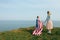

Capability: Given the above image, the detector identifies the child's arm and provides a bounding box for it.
[43,16,48,26]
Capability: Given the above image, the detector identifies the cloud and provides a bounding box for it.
[0,0,60,9]
[0,0,60,20]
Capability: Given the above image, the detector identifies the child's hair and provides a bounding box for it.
[37,16,39,18]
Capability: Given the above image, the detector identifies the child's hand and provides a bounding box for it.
[42,21,45,25]
[42,23,45,26]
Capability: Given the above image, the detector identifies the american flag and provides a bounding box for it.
[33,21,43,36]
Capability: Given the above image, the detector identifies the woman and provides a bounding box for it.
[44,11,53,34]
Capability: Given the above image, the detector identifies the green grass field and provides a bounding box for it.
[0,26,60,40]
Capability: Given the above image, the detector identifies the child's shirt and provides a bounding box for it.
[45,15,50,22]
[36,18,40,28]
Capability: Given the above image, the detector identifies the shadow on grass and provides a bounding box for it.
[25,29,34,35]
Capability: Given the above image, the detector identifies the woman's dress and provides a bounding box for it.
[45,15,53,30]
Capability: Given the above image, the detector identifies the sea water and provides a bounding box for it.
[0,20,60,32]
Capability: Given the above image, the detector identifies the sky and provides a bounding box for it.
[0,0,60,21]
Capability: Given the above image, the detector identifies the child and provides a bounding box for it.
[44,11,53,34]
[33,16,43,35]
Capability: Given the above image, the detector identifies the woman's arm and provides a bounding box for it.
[44,16,48,23]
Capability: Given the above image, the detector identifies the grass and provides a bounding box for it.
[0,26,60,40]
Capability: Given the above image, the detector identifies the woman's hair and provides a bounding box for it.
[47,11,50,14]
[37,16,39,18]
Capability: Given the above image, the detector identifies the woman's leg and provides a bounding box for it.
[48,29,51,34]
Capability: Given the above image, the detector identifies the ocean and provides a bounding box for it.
[0,20,60,32]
